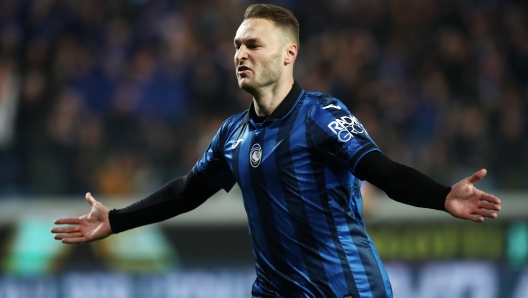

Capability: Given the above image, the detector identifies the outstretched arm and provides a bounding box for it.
[51,172,221,243]
[355,151,500,222]
[52,192,112,244]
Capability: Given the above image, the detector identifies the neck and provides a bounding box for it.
[251,77,295,117]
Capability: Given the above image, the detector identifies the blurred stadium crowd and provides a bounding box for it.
[0,0,526,196]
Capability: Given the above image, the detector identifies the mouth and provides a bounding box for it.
[237,65,251,75]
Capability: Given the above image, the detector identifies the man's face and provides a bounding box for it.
[234,18,287,93]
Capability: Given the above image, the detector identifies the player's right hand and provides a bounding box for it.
[51,192,113,244]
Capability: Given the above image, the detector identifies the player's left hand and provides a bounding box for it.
[445,169,501,222]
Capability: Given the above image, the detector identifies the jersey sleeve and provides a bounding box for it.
[191,118,237,192]
[306,95,381,175]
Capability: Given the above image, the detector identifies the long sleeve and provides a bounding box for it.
[108,172,221,233]
[355,151,450,211]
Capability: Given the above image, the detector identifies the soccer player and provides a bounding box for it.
[51,4,501,298]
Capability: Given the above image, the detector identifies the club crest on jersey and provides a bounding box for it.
[327,115,366,142]
[250,143,262,168]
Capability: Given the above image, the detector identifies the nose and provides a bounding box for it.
[235,46,248,63]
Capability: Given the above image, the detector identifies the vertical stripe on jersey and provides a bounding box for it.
[246,128,299,295]
[344,216,387,297]
[276,101,334,297]
[260,127,315,294]
[308,120,388,297]
[230,124,276,293]
[366,234,394,297]
[305,144,361,297]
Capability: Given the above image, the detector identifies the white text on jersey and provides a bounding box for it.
[327,116,366,142]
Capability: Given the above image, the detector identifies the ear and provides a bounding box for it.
[284,43,298,65]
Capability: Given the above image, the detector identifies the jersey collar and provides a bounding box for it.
[245,81,304,124]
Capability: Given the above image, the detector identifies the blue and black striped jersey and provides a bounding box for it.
[193,82,393,298]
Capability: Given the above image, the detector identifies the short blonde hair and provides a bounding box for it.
[243,4,300,46]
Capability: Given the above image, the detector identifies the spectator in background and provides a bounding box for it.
[0,59,21,194]
[0,0,527,196]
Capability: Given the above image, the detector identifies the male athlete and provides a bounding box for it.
[52,4,501,298]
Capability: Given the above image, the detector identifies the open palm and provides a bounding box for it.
[445,169,501,222]
[51,192,113,244]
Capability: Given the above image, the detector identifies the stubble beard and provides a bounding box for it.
[238,51,283,96]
